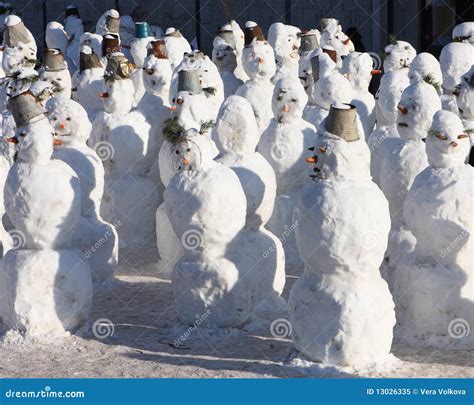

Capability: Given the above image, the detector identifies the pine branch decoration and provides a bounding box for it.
[199,120,215,135]
[202,87,217,96]
[423,73,441,94]
[163,117,186,144]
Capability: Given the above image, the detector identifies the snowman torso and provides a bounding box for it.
[40,69,72,99]
[72,68,104,120]
[236,79,274,133]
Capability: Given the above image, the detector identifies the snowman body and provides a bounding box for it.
[0,116,92,337]
[47,97,118,282]
[258,78,315,266]
[72,64,104,119]
[236,40,276,134]
[288,128,394,367]
[267,22,300,82]
[379,81,441,289]
[164,30,191,71]
[215,96,285,305]
[212,37,243,98]
[396,111,473,339]
[164,133,254,326]
[130,36,155,106]
[89,79,158,248]
[40,67,72,100]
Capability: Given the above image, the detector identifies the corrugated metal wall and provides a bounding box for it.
[11,0,395,56]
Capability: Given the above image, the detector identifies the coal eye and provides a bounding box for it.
[291,98,297,102]
[435,133,448,140]
[175,150,180,154]
[56,78,62,81]
[187,148,191,152]
[19,132,26,137]
[52,117,57,121]
[458,134,469,139]
[66,117,71,121]
[277,95,283,101]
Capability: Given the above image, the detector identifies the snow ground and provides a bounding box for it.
[0,247,472,378]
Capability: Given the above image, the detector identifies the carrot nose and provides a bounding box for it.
[6,137,18,144]
[59,123,65,129]
[342,38,351,45]
[371,69,382,75]
[99,92,109,98]
[145,68,153,75]
[53,138,63,146]
[305,156,318,164]
[168,106,177,111]
[181,157,189,165]
[258,57,264,64]
[398,105,408,114]
[450,141,458,147]
[283,105,290,112]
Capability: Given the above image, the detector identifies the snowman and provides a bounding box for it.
[96,9,120,38]
[215,95,285,306]
[46,97,118,282]
[408,52,442,92]
[267,22,301,82]
[64,4,84,48]
[71,45,104,121]
[288,103,394,367]
[396,110,473,340]
[40,48,72,99]
[257,77,316,266]
[130,22,155,107]
[0,90,92,337]
[163,28,191,70]
[156,68,218,276]
[382,39,416,73]
[45,21,76,74]
[457,66,474,165]
[236,22,276,135]
[368,70,409,185]
[89,53,158,249]
[138,39,173,187]
[319,18,353,67]
[341,52,378,140]
[212,27,243,98]
[304,52,353,129]
[379,81,441,289]
[164,127,255,327]
[227,20,249,82]
[453,22,474,46]
[2,15,37,75]
[298,31,320,99]
[78,32,103,66]
[439,42,474,114]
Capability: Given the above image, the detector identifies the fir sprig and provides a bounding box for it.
[423,73,441,94]
[163,117,186,144]
[199,120,215,135]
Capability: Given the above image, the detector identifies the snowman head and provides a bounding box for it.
[452,22,474,46]
[313,70,353,110]
[212,37,237,73]
[130,38,151,69]
[439,42,474,93]
[457,65,474,120]
[308,104,370,181]
[45,97,91,147]
[272,77,308,123]
[408,52,442,92]
[383,40,416,72]
[375,70,410,125]
[229,20,245,53]
[267,22,301,63]
[172,136,202,172]
[242,40,276,80]
[426,110,470,168]
[397,81,441,141]
[341,52,374,91]
[214,95,259,154]
[142,54,172,96]
[197,55,223,92]
[2,42,37,74]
